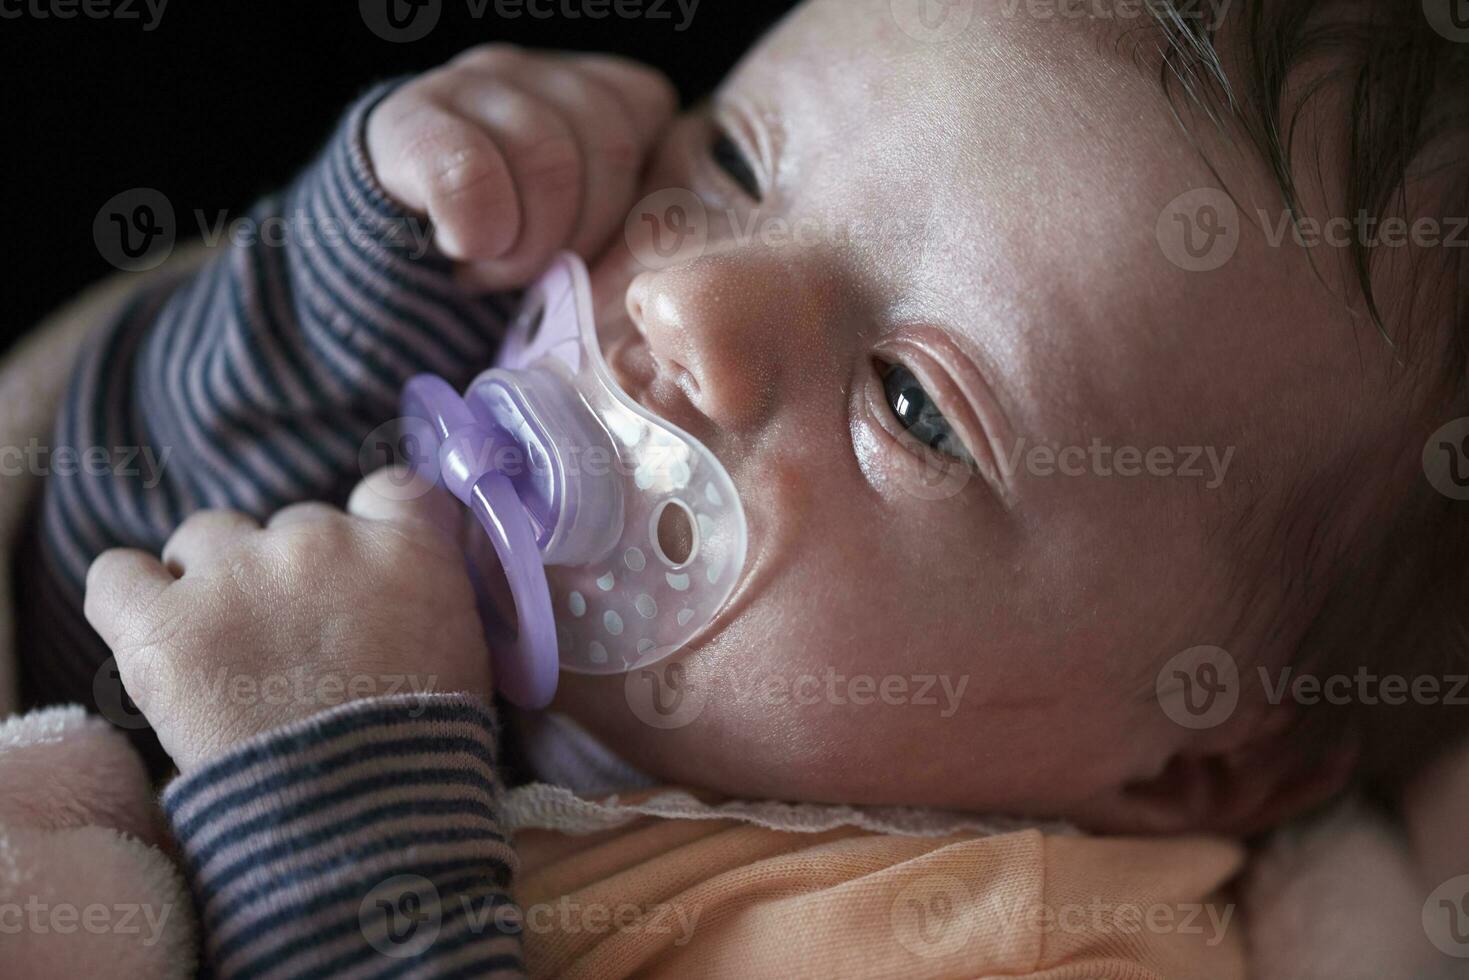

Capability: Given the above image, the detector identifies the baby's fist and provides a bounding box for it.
[367,44,677,289]
[84,471,492,772]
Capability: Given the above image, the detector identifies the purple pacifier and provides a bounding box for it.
[400,253,749,710]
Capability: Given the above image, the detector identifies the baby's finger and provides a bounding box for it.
[348,466,464,544]
[508,61,656,259]
[560,53,679,148]
[372,95,521,262]
[447,83,584,290]
[84,548,173,650]
[163,510,260,576]
[266,502,344,530]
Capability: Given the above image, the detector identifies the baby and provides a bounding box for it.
[20,0,1469,975]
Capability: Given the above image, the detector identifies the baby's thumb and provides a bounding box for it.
[348,466,464,543]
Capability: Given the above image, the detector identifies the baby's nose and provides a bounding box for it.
[625,255,844,435]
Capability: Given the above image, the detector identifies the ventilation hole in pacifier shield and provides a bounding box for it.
[652,499,698,568]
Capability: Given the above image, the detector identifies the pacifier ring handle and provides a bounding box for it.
[469,472,559,709]
[401,374,559,709]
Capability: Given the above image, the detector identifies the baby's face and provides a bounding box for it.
[550,0,1404,828]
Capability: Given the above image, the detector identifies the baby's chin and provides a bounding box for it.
[540,667,745,793]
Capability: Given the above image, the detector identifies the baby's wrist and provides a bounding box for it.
[169,691,496,777]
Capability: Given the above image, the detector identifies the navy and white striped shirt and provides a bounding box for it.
[20,86,527,979]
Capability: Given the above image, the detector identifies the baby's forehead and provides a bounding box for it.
[729,4,1224,302]
[731,0,1207,208]
[746,0,1163,113]
[724,0,1372,454]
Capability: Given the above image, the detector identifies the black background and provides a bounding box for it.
[2,0,798,348]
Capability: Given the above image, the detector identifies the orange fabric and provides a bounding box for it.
[514,795,1246,979]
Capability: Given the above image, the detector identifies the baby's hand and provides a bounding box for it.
[83,472,493,772]
[367,45,677,290]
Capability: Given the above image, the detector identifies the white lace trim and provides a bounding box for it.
[502,782,1075,839]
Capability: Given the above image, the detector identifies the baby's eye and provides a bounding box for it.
[880,362,975,465]
[710,129,762,201]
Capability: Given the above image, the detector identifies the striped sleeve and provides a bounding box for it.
[162,695,525,980]
[20,82,510,714]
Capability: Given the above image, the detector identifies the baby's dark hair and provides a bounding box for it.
[1139,1,1469,794]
